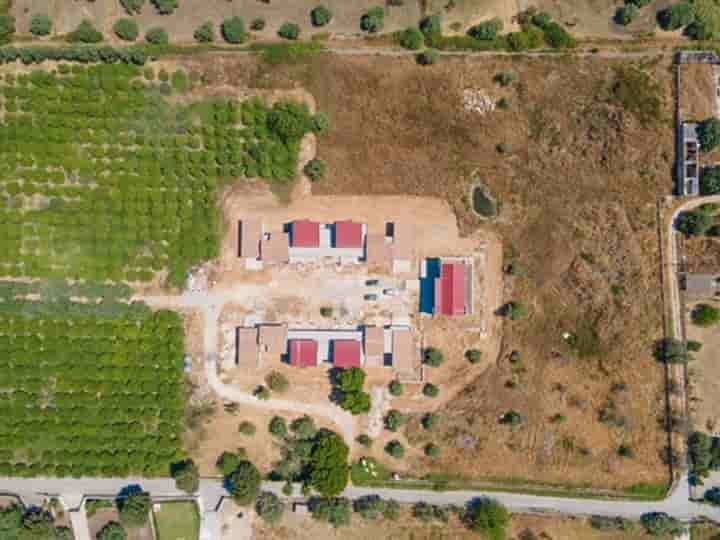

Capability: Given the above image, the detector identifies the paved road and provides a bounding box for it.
[142,292,356,444]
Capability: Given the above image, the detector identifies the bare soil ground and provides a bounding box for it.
[679,63,716,123]
[685,300,720,435]
[254,511,652,539]
[87,508,153,540]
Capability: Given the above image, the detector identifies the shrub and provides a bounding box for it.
[97,522,126,540]
[469,498,509,539]
[310,497,352,528]
[692,304,720,327]
[361,7,385,33]
[320,305,333,317]
[356,434,373,447]
[385,409,406,431]
[388,380,403,396]
[68,20,103,43]
[497,97,509,110]
[239,421,257,436]
[278,22,300,40]
[269,416,288,438]
[589,515,636,531]
[172,459,199,493]
[145,27,168,45]
[222,17,248,44]
[423,347,444,367]
[0,15,14,45]
[266,371,289,393]
[422,412,438,430]
[385,440,405,459]
[227,460,262,505]
[251,18,266,31]
[531,11,553,27]
[290,415,317,439]
[425,443,440,457]
[311,112,329,134]
[354,495,390,520]
[152,0,178,15]
[687,340,703,352]
[30,14,52,37]
[121,0,145,14]
[500,410,524,426]
[657,2,694,30]
[618,443,635,458]
[468,18,503,40]
[505,301,528,320]
[282,482,293,496]
[114,19,139,41]
[466,349,482,364]
[254,385,270,400]
[702,166,720,195]
[311,5,333,26]
[268,101,313,141]
[550,413,566,424]
[676,210,713,236]
[194,21,214,43]
[256,492,285,525]
[640,512,685,536]
[304,159,326,181]
[119,492,151,527]
[398,27,424,50]
[494,71,517,86]
[699,118,720,151]
[423,383,439,398]
[413,502,448,523]
[416,50,439,65]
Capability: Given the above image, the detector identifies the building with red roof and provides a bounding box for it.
[289,340,318,368]
[334,221,364,249]
[291,220,321,248]
[332,340,362,368]
[434,262,467,316]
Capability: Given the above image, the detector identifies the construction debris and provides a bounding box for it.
[463,89,495,115]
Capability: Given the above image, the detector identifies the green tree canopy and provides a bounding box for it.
[361,7,385,33]
[615,4,640,25]
[172,459,199,494]
[227,460,262,506]
[119,492,151,527]
[113,19,139,41]
[217,451,243,476]
[398,27,424,50]
[310,497,352,528]
[29,14,52,37]
[152,0,178,15]
[468,18,503,40]
[692,303,720,327]
[268,101,312,142]
[310,430,349,497]
[657,2,694,30]
[702,166,720,195]
[0,15,16,45]
[194,21,214,43]
[255,492,285,525]
[120,0,145,15]
[676,210,713,236]
[221,17,248,44]
[96,522,126,540]
[699,118,720,151]
[640,512,685,537]
[145,27,168,45]
[311,6,333,26]
[469,499,510,540]
[278,22,300,40]
[67,19,102,43]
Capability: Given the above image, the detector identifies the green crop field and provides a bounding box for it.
[0,296,186,477]
[0,63,318,286]
[154,501,200,540]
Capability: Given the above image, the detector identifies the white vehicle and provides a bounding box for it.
[383,288,400,296]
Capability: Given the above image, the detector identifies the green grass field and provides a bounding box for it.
[154,502,200,540]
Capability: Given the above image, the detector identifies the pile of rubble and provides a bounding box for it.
[463,89,495,114]
[186,267,208,292]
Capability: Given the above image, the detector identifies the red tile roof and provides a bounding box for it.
[289,340,318,368]
[292,220,320,247]
[333,340,361,369]
[435,262,466,316]
[334,221,363,248]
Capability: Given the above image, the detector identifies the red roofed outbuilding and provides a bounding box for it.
[333,340,362,369]
[289,340,318,368]
[334,221,363,249]
[291,220,321,248]
[434,262,467,316]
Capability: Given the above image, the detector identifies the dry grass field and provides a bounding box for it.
[12,0,677,42]
[685,300,720,435]
[167,51,674,491]
[253,512,654,540]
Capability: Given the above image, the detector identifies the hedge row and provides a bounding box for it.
[0,45,148,65]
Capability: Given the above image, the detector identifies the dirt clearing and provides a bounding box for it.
[685,300,720,435]
[679,63,716,122]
